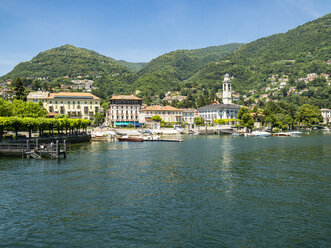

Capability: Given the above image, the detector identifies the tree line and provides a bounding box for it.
[0,117,91,140]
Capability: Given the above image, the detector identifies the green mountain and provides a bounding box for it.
[189,13,331,92]
[1,44,134,80]
[117,60,147,72]
[133,43,244,96]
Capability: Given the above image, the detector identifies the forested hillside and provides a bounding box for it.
[116,60,146,72]
[0,44,134,80]
[133,43,243,97]
[189,13,331,92]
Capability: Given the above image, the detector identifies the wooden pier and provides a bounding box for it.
[0,139,66,159]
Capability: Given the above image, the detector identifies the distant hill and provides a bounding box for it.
[133,43,244,95]
[188,13,331,92]
[117,60,147,72]
[0,44,134,80]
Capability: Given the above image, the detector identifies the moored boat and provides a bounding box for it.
[273,132,291,136]
[117,136,143,142]
[289,131,302,136]
[250,131,271,137]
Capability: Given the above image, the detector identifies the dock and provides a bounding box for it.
[0,139,66,159]
[144,138,183,142]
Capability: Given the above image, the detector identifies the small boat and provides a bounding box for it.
[117,136,143,142]
[273,132,291,136]
[289,131,302,136]
[175,127,183,134]
[115,131,126,136]
[188,130,195,135]
[251,131,271,137]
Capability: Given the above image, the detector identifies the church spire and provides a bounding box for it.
[222,73,232,104]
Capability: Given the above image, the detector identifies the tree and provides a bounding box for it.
[151,115,162,122]
[237,107,254,129]
[295,104,323,126]
[0,98,13,116]
[13,77,27,101]
[94,113,105,126]
[194,117,204,126]
[237,107,249,120]
[101,101,109,112]
[12,100,47,118]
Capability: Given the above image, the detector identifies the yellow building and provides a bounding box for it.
[27,91,101,120]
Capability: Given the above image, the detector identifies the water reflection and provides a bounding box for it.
[219,136,234,196]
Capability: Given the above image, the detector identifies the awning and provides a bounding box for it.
[115,121,142,126]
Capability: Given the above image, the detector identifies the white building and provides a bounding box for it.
[106,95,143,127]
[27,91,101,120]
[320,109,331,124]
[182,109,197,128]
[198,73,241,122]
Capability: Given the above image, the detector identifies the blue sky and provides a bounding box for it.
[0,0,330,76]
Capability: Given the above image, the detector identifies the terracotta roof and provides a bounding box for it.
[27,91,49,99]
[47,92,100,100]
[182,108,197,113]
[110,95,142,100]
[250,112,265,117]
[140,105,183,111]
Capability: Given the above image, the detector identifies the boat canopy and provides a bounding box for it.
[115,122,142,127]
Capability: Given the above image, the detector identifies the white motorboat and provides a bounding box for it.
[250,131,271,137]
[289,131,302,136]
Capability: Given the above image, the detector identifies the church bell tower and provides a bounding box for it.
[222,73,232,104]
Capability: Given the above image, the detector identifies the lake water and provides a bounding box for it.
[0,132,330,247]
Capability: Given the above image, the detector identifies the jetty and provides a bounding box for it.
[0,139,66,159]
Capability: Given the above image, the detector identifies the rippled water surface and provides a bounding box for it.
[1,132,330,247]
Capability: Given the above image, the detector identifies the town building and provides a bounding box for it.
[27,91,101,120]
[106,95,143,127]
[139,105,183,124]
[182,108,198,128]
[163,95,187,102]
[198,74,241,122]
[320,108,331,124]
